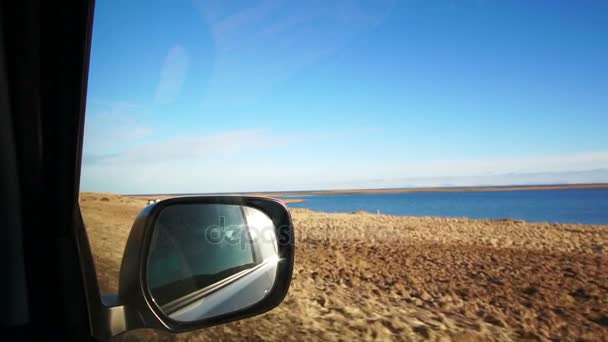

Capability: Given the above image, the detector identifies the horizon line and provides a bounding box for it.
[120,182,608,197]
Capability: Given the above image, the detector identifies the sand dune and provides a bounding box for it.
[79,192,608,341]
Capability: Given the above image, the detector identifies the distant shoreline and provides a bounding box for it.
[125,183,608,199]
[82,191,608,224]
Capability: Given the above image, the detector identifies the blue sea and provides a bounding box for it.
[287,189,608,224]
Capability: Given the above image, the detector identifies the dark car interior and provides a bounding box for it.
[1,0,102,339]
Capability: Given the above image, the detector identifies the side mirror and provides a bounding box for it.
[91,196,294,338]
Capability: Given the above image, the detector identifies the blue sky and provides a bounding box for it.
[82,0,608,194]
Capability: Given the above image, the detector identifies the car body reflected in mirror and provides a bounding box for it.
[146,203,280,322]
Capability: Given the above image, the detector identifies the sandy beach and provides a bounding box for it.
[80,192,608,341]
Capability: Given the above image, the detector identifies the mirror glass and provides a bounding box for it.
[146,203,279,322]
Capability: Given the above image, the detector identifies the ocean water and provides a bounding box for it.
[287,188,608,224]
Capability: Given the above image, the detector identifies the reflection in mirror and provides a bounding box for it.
[146,203,279,322]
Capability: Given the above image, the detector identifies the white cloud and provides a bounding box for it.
[297,152,608,190]
[154,45,189,104]
[81,100,608,193]
[394,152,608,177]
[85,129,279,166]
[81,145,608,193]
[82,101,152,156]
[80,128,294,193]
[320,169,608,190]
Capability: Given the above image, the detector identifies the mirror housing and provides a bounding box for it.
[92,196,294,339]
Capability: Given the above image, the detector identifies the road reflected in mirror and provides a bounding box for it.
[146,203,279,322]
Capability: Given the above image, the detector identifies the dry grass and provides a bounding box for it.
[80,192,608,341]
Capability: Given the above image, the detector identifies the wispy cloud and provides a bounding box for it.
[154,45,189,104]
[393,152,608,177]
[81,144,608,193]
[320,169,608,190]
[204,0,395,46]
[80,127,300,193]
[194,0,396,104]
[303,152,608,190]
[83,101,153,156]
[82,153,120,165]
[84,129,281,166]
[82,101,608,193]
